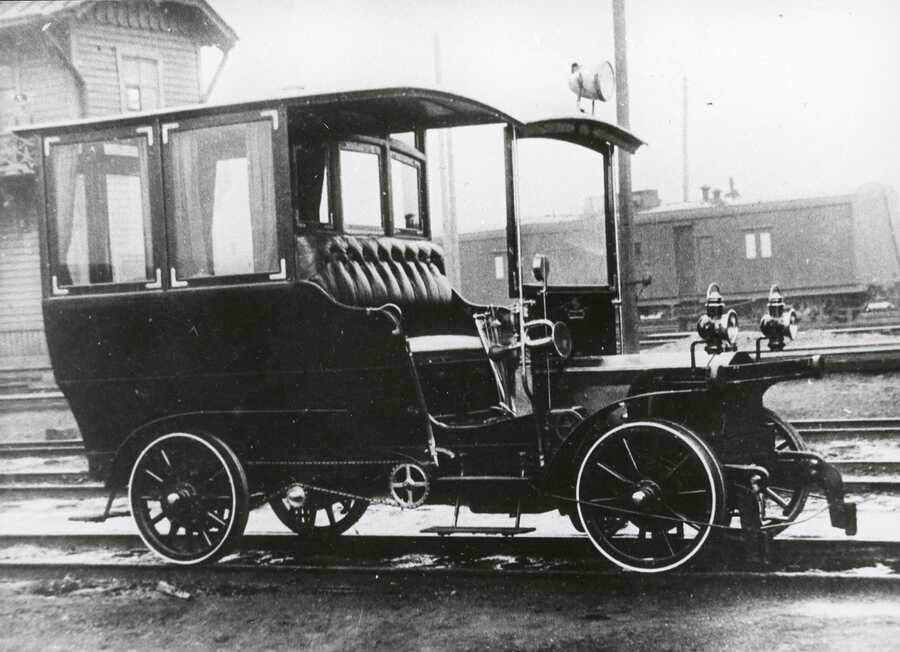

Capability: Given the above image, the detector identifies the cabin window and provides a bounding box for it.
[391,153,422,232]
[47,138,153,287]
[120,55,160,112]
[294,143,331,226]
[166,120,278,280]
[339,142,384,233]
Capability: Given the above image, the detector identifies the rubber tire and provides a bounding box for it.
[129,432,249,565]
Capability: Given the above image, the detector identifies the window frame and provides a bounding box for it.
[332,137,390,235]
[292,142,334,230]
[388,142,426,238]
[744,228,773,261]
[160,107,292,289]
[299,133,429,238]
[758,230,772,258]
[43,123,165,297]
[116,49,164,114]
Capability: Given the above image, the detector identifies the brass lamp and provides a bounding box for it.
[759,285,797,351]
[696,283,739,354]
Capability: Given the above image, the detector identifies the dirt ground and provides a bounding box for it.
[1,570,899,652]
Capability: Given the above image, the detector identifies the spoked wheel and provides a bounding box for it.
[762,408,809,536]
[575,420,726,573]
[269,493,368,538]
[129,432,249,565]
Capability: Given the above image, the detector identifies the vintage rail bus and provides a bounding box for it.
[18,87,856,572]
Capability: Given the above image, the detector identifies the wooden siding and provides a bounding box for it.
[0,208,45,353]
[71,22,200,117]
[0,41,81,129]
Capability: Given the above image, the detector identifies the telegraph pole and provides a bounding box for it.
[682,75,689,203]
[613,0,640,352]
[433,34,462,289]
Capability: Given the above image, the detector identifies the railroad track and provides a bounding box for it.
[0,533,898,576]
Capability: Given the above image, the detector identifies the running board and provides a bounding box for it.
[421,526,536,537]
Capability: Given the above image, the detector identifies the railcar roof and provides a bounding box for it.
[13,87,525,137]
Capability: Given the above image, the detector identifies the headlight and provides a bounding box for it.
[696,283,739,354]
[759,285,797,351]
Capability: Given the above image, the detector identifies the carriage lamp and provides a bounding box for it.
[523,319,574,359]
[696,283,739,355]
[759,285,798,352]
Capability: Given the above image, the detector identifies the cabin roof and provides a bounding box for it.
[14,86,646,152]
[0,0,237,49]
[14,86,527,136]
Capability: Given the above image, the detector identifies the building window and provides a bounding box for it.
[633,241,642,260]
[48,137,154,287]
[166,120,278,279]
[744,230,772,259]
[120,55,160,112]
[494,254,505,280]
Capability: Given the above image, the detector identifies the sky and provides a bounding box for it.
[203,0,900,220]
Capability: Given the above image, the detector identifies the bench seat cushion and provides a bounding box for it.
[296,233,453,310]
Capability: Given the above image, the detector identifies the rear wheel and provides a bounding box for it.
[575,420,726,573]
[129,432,249,565]
[269,494,368,538]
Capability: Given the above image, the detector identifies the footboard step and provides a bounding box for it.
[68,509,130,522]
[421,526,536,537]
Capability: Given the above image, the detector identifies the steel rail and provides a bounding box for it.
[0,534,897,577]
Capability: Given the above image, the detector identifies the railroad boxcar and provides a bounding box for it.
[17,87,856,572]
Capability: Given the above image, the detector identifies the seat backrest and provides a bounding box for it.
[295,233,454,318]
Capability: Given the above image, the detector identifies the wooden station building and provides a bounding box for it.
[0,0,236,368]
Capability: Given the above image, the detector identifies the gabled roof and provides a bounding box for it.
[0,0,237,49]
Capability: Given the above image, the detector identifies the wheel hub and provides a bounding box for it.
[161,482,201,523]
[630,480,661,509]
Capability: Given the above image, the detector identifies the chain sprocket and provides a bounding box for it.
[388,463,430,508]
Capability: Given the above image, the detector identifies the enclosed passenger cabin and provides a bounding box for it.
[17,88,641,482]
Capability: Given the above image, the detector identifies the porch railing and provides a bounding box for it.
[0,132,35,177]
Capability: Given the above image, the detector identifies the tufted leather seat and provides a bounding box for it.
[295,233,461,334]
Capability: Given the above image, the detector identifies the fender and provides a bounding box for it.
[541,387,709,495]
[103,408,351,490]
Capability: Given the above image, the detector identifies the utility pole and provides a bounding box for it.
[682,75,689,203]
[433,34,462,289]
[613,0,640,352]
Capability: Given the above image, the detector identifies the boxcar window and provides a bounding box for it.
[339,143,383,233]
[391,153,422,232]
[48,138,153,287]
[745,232,757,259]
[167,120,278,279]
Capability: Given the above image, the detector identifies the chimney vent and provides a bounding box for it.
[700,185,710,202]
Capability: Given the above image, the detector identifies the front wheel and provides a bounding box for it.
[575,419,726,573]
[129,432,249,565]
[761,408,809,536]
